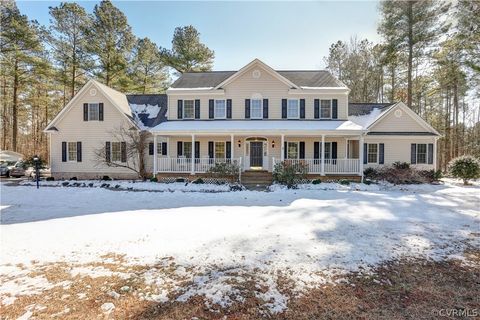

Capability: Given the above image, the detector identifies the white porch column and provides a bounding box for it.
[153,134,158,175]
[230,134,234,160]
[359,134,365,179]
[280,134,285,161]
[191,134,195,175]
[433,137,438,171]
[321,134,325,176]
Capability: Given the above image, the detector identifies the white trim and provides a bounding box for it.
[214,99,227,119]
[320,99,332,119]
[250,98,263,119]
[287,99,300,119]
[87,102,100,121]
[67,142,77,162]
[182,99,195,120]
[366,143,379,164]
[153,135,158,174]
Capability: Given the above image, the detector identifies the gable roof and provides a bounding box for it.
[277,70,346,88]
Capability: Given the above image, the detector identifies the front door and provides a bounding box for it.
[250,142,263,167]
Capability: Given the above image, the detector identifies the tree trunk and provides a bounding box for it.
[12,58,19,152]
[407,1,414,109]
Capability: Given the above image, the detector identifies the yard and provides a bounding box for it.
[0,180,479,319]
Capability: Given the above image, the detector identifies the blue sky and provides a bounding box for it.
[17,1,381,70]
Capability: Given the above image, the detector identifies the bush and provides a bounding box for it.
[102,175,111,181]
[393,161,410,170]
[363,179,372,185]
[150,177,158,182]
[312,179,322,185]
[419,169,442,182]
[46,177,54,181]
[365,165,439,184]
[192,178,204,184]
[207,162,240,180]
[339,179,350,185]
[272,161,308,189]
[175,177,187,183]
[69,177,77,181]
[364,167,378,180]
[448,155,480,185]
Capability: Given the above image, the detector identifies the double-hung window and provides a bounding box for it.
[320,100,331,119]
[183,100,194,119]
[183,142,192,158]
[111,142,122,162]
[251,99,262,119]
[215,142,226,159]
[367,144,378,164]
[214,100,226,119]
[287,142,299,159]
[416,144,427,164]
[157,142,163,155]
[88,103,99,121]
[287,99,299,119]
[323,142,332,159]
[67,142,77,161]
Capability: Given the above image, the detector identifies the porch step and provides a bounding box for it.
[241,170,273,190]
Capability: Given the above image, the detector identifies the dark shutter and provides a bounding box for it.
[99,103,104,121]
[209,99,214,119]
[263,99,269,119]
[299,142,305,159]
[379,143,384,164]
[314,99,320,119]
[226,99,232,119]
[161,142,167,156]
[245,99,250,119]
[76,142,82,162]
[314,142,320,159]
[226,141,231,159]
[83,103,88,121]
[363,143,368,164]
[105,142,111,162]
[194,99,200,119]
[428,143,434,164]
[284,141,287,159]
[411,144,417,164]
[149,142,154,155]
[177,100,183,119]
[332,99,338,119]
[121,142,127,162]
[300,99,305,119]
[332,142,337,159]
[177,141,183,157]
[281,99,287,119]
[195,141,200,159]
[62,142,67,162]
[208,141,214,158]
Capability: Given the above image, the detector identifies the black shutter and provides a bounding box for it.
[149,142,154,155]
[195,141,200,159]
[379,143,384,164]
[226,141,231,159]
[263,99,269,119]
[284,141,287,159]
[177,141,183,156]
[76,141,82,162]
[314,142,320,159]
[411,144,417,164]
[332,142,337,159]
[208,141,214,158]
[121,142,127,162]
[83,103,88,121]
[208,99,214,119]
[99,103,104,121]
[194,99,200,119]
[300,99,305,119]
[226,99,232,119]
[281,99,287,119]
[245,99,250,119]
[177,100,183,119]
[105,142,111,162]
[299,141,305,159]
[62,142,67,162]
[332,99,338,119]
[428,143,434,164]
[314,99,320,119]
[161,142,167,156]
[363,143,368,164]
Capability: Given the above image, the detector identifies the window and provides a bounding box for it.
[183,142,192,158]
[287,99,299,119]
[323,142,332,159]
[368,144,378,163]
[347,140,359,159]
[157,142,163,155]
[214,100,226,119]
[88,103,99,121]
[183,100,194,119]
[320,100,331,119]
[67,142,77,161]
[111,142,122,162]
[287,142,299,159]
[417,144,427,164]
[215,142,225,159]
[251,99,262,119]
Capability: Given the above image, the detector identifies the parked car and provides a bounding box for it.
[0,163,11,177]
[26,166,51,179]
[9,161,26,178]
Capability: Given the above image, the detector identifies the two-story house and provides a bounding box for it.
[45,59,439,181]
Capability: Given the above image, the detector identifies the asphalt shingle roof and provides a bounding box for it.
[126,94,168,128]
[348,103,395,116]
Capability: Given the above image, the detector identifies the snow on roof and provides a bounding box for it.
[130,104,161,120]
[348,107,384,129]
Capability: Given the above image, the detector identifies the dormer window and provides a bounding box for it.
[320,100,332,119]
[183,100,194,119]
[287,99,299,119]
[251,99,263,119]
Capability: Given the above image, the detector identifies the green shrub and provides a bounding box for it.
[207,162,240,180]
[339,179,350,185]
[175,177,187,183]
[363,179,372,185]
[312,179,322,185]
[393,161,410,170]
[192,178,204,184]
[364,167,378,179]
[150,177,158,182]
[272,161,308,189]
[46,177,54,181]
[448,155,480,185]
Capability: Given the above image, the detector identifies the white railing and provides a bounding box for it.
[271,158,360,174]
[157,157,241,173]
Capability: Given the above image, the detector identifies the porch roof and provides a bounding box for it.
[150,120,364,135]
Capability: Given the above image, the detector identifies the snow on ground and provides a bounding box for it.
[1,179,479,312]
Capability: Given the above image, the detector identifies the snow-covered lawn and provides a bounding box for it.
[0,179,479,315]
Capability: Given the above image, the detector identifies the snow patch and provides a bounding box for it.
[348,107,383,129]
[129,103,160,119]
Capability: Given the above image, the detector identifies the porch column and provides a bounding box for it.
[359,135,364,179]
[153,134,158,174]
[433,137,438,171]
[191,134,195,175]
[280,134,285,161]
[230,134,234,160]
[321,134,325,176]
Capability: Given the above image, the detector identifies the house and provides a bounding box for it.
[45,59,439,181]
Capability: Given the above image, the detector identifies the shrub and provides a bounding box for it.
[312,179,322,185]
[339,179,350,185]
[175,177,187,183]
[363,179,372,185]
[150,177,158,182]
[272,161,308,189]
[393,161,410,170]
[448,155,480,185]
[46,177,54,181]
[229,184,244,191]
[418,169,442,182]
[69,177,77,181]
[364,167,378,179]
[207,162,240,180]
[192,178,204,184]
[102,175,111,181]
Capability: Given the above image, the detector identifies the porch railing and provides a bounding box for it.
[272,158,360,174]
[157,157,242,173]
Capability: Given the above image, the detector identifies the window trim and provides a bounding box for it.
[214,141,226,159]
[250,99,263,119]
[182,141,192,158]
[214,99,227,119]
[416,143,427,164]
[67,142,77,162]
[367,143,379,164]
[287,99,300,119]
[286,141,299,159]
[88,103,100,121]
[320,99,332,119]
[111,142,122,162]
[183,99,195,120]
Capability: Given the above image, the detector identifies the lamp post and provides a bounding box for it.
[33,155,40,189]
